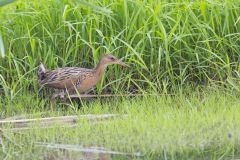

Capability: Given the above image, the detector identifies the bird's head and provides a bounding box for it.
[100,54,129,67]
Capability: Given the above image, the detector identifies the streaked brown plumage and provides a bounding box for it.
[38,54,129,98]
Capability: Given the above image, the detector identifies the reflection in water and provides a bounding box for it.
[39,143,141,160]
[82,151,112,160]
[44,149,112,160]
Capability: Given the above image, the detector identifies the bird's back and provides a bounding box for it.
[38,65,94,90]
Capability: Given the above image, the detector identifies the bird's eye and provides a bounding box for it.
[109,57,115,61]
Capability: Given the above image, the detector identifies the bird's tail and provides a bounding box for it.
[38,60,48,82]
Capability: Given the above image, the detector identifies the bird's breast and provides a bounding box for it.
[77,76,100,92]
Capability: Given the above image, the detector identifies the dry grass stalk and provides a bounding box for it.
[0,114,125,130]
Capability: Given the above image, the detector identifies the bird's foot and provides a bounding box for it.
[51,91,65,100]
[51,93,59,101]
[59,93,65,99]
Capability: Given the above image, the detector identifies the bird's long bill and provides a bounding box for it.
[116,60,130,67]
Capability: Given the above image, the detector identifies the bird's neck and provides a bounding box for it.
[94,62,107,79]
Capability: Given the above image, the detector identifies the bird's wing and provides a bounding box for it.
[39,67,91,89]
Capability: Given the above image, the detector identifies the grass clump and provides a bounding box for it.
[1,90,240,159]
[0,0,240,97]
[0,0,240,159]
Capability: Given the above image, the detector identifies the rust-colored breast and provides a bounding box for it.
[77,76,100,92]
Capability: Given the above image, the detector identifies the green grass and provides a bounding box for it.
[0,0,240,97]
[1,89,240,159]
[1,0,240,159]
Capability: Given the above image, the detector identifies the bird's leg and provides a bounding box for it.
[51,89,65,100]
[59,89,65,99]
[83,88,94,95]
[50,92,59,111]
[51,92,59,101]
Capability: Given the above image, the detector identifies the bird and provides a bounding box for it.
[38,54,129,99]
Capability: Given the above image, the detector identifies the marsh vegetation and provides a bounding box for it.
[0,0,240,159]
